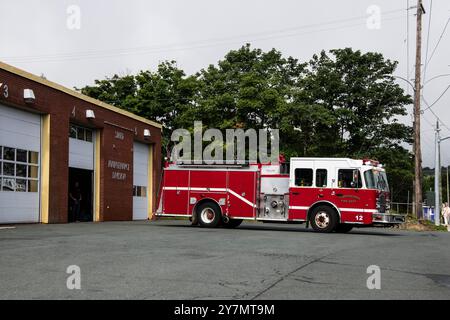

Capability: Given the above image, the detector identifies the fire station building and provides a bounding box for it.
[0,62,162,224]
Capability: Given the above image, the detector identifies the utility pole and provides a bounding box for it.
[413,0,425,219]
[435,120,441,226]
[447,166,449,204]
[407,190,410,215]
[436,129,450,225]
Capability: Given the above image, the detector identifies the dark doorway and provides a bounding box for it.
[68,168,93,222]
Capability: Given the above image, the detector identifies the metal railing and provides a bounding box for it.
[390,202,413,215]
[390,202,441,222]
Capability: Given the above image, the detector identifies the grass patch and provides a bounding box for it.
[399,215,448,232]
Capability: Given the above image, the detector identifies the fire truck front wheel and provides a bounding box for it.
[196,202,222,228]
[310,206,338,233]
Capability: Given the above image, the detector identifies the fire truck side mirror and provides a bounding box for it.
[352,169,360,189]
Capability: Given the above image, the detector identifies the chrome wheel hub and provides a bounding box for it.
[315,211,330,229]
[200,208,215,223]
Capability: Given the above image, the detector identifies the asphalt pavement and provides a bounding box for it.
[0,220,449,299]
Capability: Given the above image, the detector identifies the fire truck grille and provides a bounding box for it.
[378,193,387,213]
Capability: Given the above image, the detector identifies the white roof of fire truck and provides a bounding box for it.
[168,157,384,170]
[290,157,384,169]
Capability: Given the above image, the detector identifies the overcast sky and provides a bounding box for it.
[1,0,449,167]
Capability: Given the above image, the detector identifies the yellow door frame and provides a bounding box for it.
[40,114,50,223]
[94,130,101,222]
[147,144,154,219]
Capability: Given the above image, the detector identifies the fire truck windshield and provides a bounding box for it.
[364,169,389,191]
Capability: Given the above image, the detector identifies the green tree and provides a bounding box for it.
[79,61,200,150]
[299,48,413,155]
[78,45,414,202]
[194,44,308,158]
[196,44,305,126]
[297,48,413,201]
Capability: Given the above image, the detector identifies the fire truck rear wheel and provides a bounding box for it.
[310,206,338,233]
[197,202,222,228]
[334,224,353,233]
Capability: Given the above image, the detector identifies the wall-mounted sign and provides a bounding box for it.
[115,130,124,140]
[107,159,130,181]
[112,172,127,180]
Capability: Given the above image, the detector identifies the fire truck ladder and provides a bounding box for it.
[174,160,250,169]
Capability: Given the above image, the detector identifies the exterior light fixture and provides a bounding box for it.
[86,109,95,119]
[144,129,151,138]
[23,89,35,103]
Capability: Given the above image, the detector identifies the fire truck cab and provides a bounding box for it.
[156,157,405,233]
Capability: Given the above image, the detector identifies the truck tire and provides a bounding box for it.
[222,219,243,229]
[197,202,222,228]
[334,224,353,233]
[309,205,338,233]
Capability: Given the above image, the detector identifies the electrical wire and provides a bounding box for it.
[425,16,450,68]
[422,0,433,85]
[1,9,411,64]
[422,84,450,112]
[421,95,450,133]
[406,0,411,95]
[423,112,437,128]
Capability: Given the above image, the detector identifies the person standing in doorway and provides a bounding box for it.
[69,181,82,222]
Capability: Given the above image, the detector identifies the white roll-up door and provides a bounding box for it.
[133,142,149,220]
[0,104,41,223]
[69,125,94,170]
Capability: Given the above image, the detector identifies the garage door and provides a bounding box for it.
[0,104,41,223]
[69,124,94,170]
[133,142,149,220]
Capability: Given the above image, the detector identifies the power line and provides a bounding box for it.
[406,0,412,95]
[406,2,423,82]
[429,110,449,132]
[423,112,437,128]
[425,16,450,67]
[422,95,450,133]
[419,4,450,120]
[4,13,410,64]
[422,0,433,84]
[422,84,450,111]
[1,9,411,64]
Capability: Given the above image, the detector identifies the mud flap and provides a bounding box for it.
[191,213,199,226]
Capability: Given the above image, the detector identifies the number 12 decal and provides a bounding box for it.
[356,215,363,221]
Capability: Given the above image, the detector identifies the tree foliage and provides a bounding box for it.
[79,44,414,202]
[79,61,199,150]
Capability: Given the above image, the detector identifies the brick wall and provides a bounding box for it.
[0,67,162,223]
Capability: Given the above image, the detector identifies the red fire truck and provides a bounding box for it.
[155,157,405,233]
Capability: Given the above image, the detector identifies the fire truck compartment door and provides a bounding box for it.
[287,160,314,220]
[227,170,257,218]
[334,168,369,224]
[162,169,189,215]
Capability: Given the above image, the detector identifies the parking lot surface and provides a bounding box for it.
[0,220,449,299]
